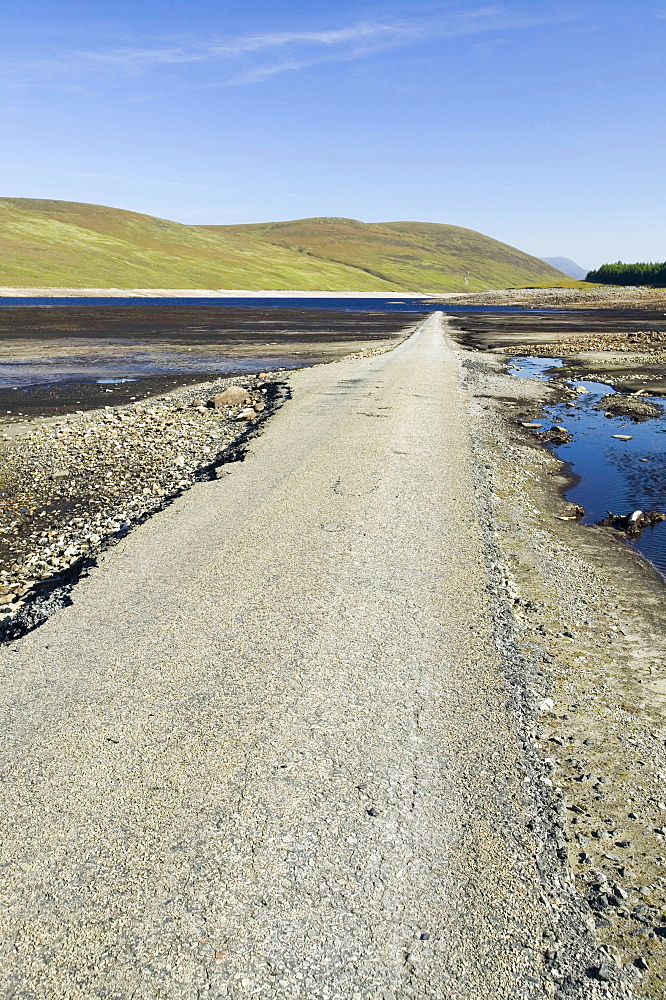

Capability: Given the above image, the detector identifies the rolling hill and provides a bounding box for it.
[202,217,568,292]
[0,198,568,291]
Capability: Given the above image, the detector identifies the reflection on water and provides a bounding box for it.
[0,349,309,390]
[509,356,666,577]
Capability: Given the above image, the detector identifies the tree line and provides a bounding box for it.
[586,261,666,285]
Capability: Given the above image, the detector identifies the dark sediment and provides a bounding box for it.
[445,309,666,354]
[0,303,421,417]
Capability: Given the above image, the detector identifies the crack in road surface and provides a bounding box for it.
[0,314,598,999]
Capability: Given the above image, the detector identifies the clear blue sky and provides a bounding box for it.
[2,1,665,268]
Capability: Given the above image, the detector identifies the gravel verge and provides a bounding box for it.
[0,372,287,643]
[461,345,666,998]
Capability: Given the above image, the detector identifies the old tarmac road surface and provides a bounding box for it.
[0,314,550,999]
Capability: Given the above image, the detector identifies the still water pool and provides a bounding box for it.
[509,356,666,577]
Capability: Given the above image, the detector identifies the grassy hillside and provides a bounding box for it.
[0,199,391,291]
[204,216,567,292]
[0,198,568,291]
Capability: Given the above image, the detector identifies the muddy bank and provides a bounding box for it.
[0,303,421,417]
[446,308,666,355]
[462,349,666,997]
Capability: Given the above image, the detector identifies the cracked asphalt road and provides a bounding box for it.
[0,313,552,999]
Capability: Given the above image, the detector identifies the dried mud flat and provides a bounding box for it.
[0,303,421,416]
[463,349,666,997]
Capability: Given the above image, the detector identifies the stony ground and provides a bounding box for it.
[462,347,666,998]
[440,287,666,309]
[0,373,282,641]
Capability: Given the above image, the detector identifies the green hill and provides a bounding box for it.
[203,217,567,292]
[0,199,388,291]
[0,198,568,291]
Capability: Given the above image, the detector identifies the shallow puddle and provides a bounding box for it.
[509,356,666,577]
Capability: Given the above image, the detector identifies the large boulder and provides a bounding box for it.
[210,387,251,408]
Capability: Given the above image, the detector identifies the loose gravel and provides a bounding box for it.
[461,343,666,998]
[0,373,285,641]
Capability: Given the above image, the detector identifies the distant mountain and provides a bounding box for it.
[538,256,589,280]
[0,198,570,291]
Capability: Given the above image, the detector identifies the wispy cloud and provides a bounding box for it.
[16,164,222,191]
[1,5,578,90]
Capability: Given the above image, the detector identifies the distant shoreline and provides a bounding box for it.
[0,287,434,299]
[2,285,665,307]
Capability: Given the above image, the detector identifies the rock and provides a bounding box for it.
[595,959,612,982]
[595,958,611,983]
[520,421,543,429]
[634,956,649,971]
[236,408,256,421]
[537,426,574,445]
[557,504,584,521]
[611,434,633,441]
[210,387,251,408]
[253,401,266,413]
[595,393,663,421]
[597,509,666,537]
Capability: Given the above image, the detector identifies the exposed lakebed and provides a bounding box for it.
[0,301,428,417]
[509,355,666,576]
